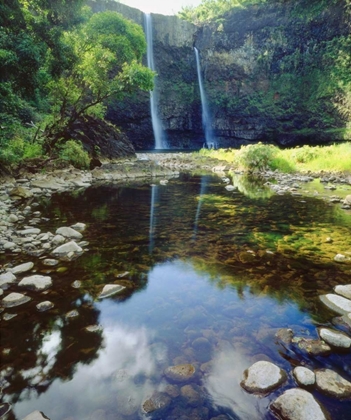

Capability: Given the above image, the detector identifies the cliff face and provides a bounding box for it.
[88,0,351,149]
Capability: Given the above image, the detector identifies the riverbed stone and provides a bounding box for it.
[52,241,83,259]
[293,366,315,386]
[315,369,351,399]
[292,337,331,356]
[270,388,328,420]
[2,292,31,308]
[334,254,351,263]
[240,361,287,394]
[18,228,41,236]
[319,294,351,315]
[164,364,196,383]
[56,226,83,240]
[71,222,86,232]
[11,262,34,274]
[99,284,126,299]
[180,384,205,407]
[318,327,351,349]
[19,275,52,291]
[192,337,212,363]
[334,284,351,300]
[42,259,58,266]
[0,272,16,287]
[36,301,54,312]
[9,186,33,199]
[141,391,171,414]
[22,410,50,420]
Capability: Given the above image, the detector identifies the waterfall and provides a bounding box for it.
[194,47,216,149]
[144,13,166,150]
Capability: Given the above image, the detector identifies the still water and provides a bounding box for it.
[1,173,351,419]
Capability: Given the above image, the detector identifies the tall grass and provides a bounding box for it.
[197,143,351,173]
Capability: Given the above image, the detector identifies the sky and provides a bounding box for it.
[120,0,203,15]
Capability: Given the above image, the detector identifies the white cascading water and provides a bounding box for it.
[144,13,166,149]
[194,47,216,149]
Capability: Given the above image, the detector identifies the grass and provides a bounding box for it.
[197,143,351,174]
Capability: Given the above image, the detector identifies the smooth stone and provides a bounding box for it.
[55,227,83,240]
[192,337,212,363]
[11,262,34,274]
[141,391,171,414]
[342,313,351,328]
[42,259,59,266]
[241,361,287,394]
[164,364,196,383]
[320,294,351,315]
[99,284,126,299]
[51,235,65,245]
[66,309,79,318]
[71,280,82,288]
[275,328,294,344]
[292,337,331,356]
[70,222,86,232]
[3,313,18,321]
[270,388,328,420]
[334,284,351,300]
[225,185,236,191]
[180,384,204,407]
[85,325,103,333]
[3,241,16,250]
[9,186,33,198]
[52,241,83,256]
[334,254,351,263]
[2,292,31,308]
[315,369,351,399]
[22,410,51,420]
[19,275,52,291]
[293,366,316,386]
[318,327,351,349]
[36,301,54,312]
[0,289,3,296]
[8,214,18,223]
[0,272,16,287]
[18,228,41,236]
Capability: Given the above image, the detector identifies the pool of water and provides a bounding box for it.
[1,173,351,419]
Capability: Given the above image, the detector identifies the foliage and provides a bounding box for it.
[58,140,90,169]
[236,143,276,171]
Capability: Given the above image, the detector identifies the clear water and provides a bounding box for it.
[1,173,351,420]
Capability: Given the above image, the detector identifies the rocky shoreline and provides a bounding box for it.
[1,153,351,420]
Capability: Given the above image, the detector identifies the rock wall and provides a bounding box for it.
[88,0,351,149]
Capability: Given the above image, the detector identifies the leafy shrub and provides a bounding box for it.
[58,140,90,169]
[291,146,318,163]
[236,143,277,171]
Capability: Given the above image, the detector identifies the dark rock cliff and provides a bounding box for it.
[88,0,351,149]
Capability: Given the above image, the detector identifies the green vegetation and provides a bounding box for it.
[0,1,154,169]
[198,143,351,173]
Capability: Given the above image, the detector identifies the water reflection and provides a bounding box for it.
[2,173,351,419]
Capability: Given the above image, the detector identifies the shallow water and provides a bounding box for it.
[1,173,351,420]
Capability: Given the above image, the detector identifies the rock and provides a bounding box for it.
[3,313,18,320]
[334,254,351,263]
[315,369,351,399]
[192,337,212,363]
[293,366,315,386]
[18,228,41,236]
[240,361,287,394]
[180,384,204,407]
[19,275,52,291]
[344,194,351,204]
[42,259,59,266]
[270,388,328,420]
[292,337,331,356]
[51,235,65,245]
[318,327,351,349]
[52,241,83,259]
[275,328,294,344]
[141,391,171,414]
[334,284,351,300]
[225,185,236,191]
[70,222,86,232]
[55,227,83,240]
[320,294,351,315]
[9,186,33,198]
[22,410,50,420]
[0,272,16,287]
[0,403,12,418]
[3,241,16,250]
[99,284,126,299]
[342,313,351,328]
[11,262,34,274]
[66,309,79,319]
[85,325,103,333]
[8,214,18,223]
[36,301,54,312]
[71,280,82,288]
[2,292,31,308]
[164,364,196,383]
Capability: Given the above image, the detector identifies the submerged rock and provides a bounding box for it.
[99,284,126,299]
[293,366,315,386]
[315,369,351,399]
[164,364,196,383]
[318,328,351,349]
[19,275,52,291]
[36,301,54,312]
[2,292,31,308]
[141,391,171,414]
[270,388,328,420]
[292,337,331,356]
[334,284,351,300]
[240,361,287,394]
[320,294,351,315]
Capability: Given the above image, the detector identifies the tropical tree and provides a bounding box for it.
[42,11,154,154]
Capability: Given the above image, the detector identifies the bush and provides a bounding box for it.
[236,143,277,171]
[291,145,318,163]
[58,140,90,169]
